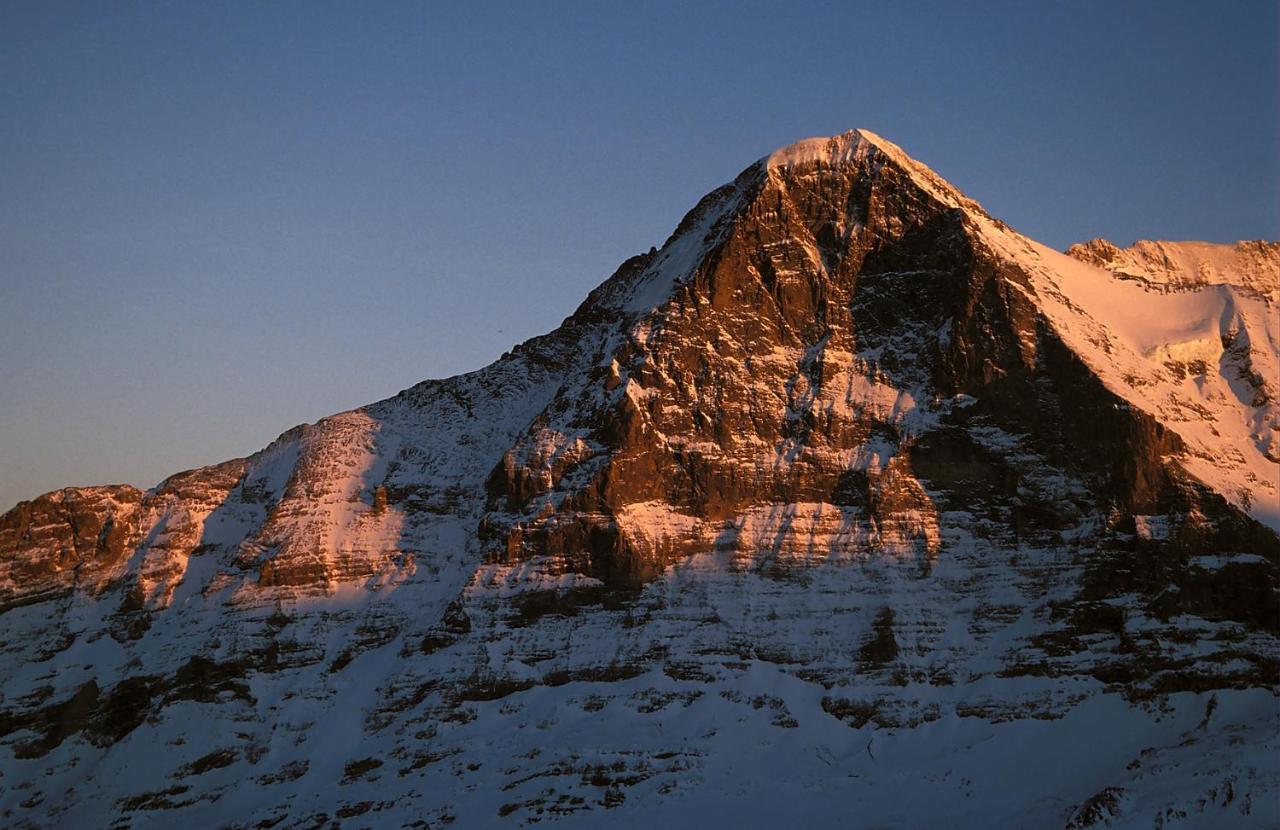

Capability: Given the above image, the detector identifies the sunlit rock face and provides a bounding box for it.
[0,485,144,611]
[1,131,1277,829]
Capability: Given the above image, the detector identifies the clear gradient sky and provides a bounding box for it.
[1,1,1277,510]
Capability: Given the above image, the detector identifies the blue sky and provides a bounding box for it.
[1,0,1276,508]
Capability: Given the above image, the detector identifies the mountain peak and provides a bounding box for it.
[761,128,882,170]
[762,128,984,221]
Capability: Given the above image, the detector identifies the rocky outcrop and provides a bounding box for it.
[0,485,143,611]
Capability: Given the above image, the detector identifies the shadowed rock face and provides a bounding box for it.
[0,131,1277,828]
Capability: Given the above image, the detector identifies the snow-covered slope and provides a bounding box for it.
[958,222,1280,532]
[1067,238,1280,302]
[1,130,1276,829]
[1036,241,1277,528]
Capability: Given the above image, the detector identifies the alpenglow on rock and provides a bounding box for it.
[1,130,1277,829]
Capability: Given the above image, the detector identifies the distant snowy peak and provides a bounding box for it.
[1066,238,1280,301]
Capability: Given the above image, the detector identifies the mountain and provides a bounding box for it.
[1,130,1276,829]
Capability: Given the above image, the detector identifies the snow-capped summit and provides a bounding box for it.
[763,129,980,214]
[1,132,1276,829]
[762,128,882,169]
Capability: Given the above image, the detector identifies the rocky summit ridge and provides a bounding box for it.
[1,131,1277,829]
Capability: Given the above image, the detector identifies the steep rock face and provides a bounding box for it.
[482,136,963,582]
[0,131,1277,829]
[0,485,143,611]
[481,133,1278,585]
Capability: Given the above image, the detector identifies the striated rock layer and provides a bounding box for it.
[1,130,1277,829]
